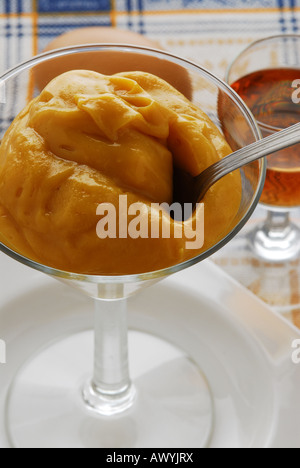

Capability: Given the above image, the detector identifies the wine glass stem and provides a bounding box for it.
[249,209,300,262]
[83,296,136,415]
[93,297,131,396]
[265,210,290,232]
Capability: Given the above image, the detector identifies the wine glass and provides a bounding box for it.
[0,45,265,448]
[214,35,300,311]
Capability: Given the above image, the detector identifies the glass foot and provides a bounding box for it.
[213,220,300,323]
[6,330,213,448]
[248,219,300,262]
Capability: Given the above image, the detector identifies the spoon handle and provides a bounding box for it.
[196,122,300,201]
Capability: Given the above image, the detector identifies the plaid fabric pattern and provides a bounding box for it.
[1,0,300,327]
[0,0,299,76]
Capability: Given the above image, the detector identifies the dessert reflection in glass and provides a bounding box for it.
[0,46,265,448]
[214,35,300,312]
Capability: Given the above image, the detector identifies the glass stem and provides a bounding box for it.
[250,209,300,262]
[265,210,290,233]
[83,292,136,415]
[93,297,131,397]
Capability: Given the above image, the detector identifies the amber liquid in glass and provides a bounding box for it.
[231,68,300,207]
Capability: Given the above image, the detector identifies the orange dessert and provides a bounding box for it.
[0,70,241,275]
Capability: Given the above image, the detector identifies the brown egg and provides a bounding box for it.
[34,27,192,99]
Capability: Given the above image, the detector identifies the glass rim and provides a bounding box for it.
[0,44,266,284]
[225,33,300,132]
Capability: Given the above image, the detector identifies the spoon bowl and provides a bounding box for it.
[173,122,300,213]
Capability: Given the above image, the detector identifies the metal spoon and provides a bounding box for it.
[172,122,300,210]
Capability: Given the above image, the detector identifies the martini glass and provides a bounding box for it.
[0,45,265,448]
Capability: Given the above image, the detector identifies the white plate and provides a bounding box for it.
[0,252,299,448]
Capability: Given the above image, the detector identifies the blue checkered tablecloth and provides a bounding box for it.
[1,0,300,79]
